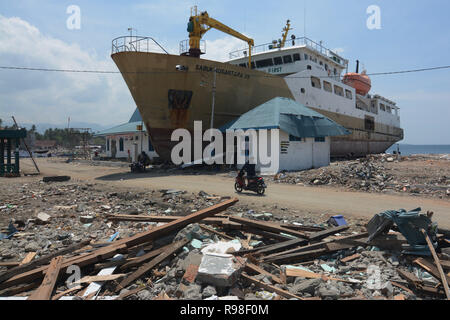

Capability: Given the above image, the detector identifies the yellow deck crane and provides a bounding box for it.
[187,7,254,68]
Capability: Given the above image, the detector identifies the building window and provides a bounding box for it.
[256,58,274,68]
[364,116,375,132]
[289,135,303,142]
[283,55,293,63]
[311,76,321,89]
[148,137,154,152]
[119,138,124,151]
[251,62,256,69]
[334,85,344,97]
[314,137,325,142]
[325,64,328,71]
[323,81,332,93]
[300,88,306,94]
[293,53,301,61]
[345,89,353,100]
[304,54,308,60]
[307,65,312,70]
[239,63,246,68]
[274,57,283,65]
[380,103,386,111]
[319,61,323,66]
[106,139,110,151]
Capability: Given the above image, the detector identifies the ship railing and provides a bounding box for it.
[229,36,346,66]
[112,36,170,55]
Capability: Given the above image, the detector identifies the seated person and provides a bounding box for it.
[137,151,151,167]
[239,159,256,186]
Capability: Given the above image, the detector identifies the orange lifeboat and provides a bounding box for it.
[343,60,372,96]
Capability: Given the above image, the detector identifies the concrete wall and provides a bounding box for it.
[237,129,331,175]
[105,132,158,161]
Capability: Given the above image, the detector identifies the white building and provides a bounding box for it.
[95,109,158,162]
[224,97,350,174]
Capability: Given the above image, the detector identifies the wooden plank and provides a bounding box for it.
[115,239,189,291]
[245,263,283,284]
[420,229,450,299]
[120,243,175,270]
[0,262,20,268]
[391,281,414,295]
[341,253,361,263]
[19,252,36,266]
[28,256,63,300]
[228,216,309,239]
[280,224,325,232]
[51,285,83,300]
[285,267,356,283]
[199,224,234,240]
[0,199,238,289]
[0,239,91,284]
[75,274,126,284]
[241,273,304,300]
[263,248,328,264]
[413,257,450,287]
[244,228,301,242]
[307,225,350,242]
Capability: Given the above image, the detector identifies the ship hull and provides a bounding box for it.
[112,52,403,161]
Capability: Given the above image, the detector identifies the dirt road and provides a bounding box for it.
[19,158,450,228]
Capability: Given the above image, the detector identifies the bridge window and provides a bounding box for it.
[311,76,321,89]
[345,89,353,100]
[334,85,344,97]
[256,58,273,68]
[323,81,332,93]
[274,57,283,65]
[293,53,301,61]
[283,55,293,63]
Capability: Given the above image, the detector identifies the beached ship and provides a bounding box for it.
[111,7,403,161]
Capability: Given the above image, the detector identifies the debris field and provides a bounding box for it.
[0,179,449,300]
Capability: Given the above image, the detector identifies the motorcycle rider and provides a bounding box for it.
[137,151,151,168]
[239,158,256,187]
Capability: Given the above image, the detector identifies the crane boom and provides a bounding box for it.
[187,8,254,68]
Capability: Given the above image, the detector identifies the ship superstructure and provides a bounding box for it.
[111,8,403,160]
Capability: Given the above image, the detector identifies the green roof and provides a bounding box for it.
[95,108,145,136]
[95,121,145,136]
[221,97,351,138]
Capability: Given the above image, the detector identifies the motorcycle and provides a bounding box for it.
[130,161,146,173]
[234,171,267,195]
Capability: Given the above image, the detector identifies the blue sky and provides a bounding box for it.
[0,0,449,144]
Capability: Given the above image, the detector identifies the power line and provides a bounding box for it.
[0,64,449,79]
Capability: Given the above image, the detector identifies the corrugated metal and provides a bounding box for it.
[222,97,351,138]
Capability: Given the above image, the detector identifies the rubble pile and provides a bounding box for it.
[0,181,448,300]
[271,154,450,198]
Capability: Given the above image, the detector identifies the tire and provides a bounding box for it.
[235,182,243,193]
[257,184,265,195]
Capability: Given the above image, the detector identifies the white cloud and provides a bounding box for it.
[0,15,136,127]
[202,36,250,62]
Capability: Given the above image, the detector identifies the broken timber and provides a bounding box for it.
[241,273,303,300]
[28,256,63,300]
[115,239,189,291]
[0,198,238,290]
[229,216,309,239]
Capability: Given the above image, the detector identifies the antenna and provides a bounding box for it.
[304,1,307,37]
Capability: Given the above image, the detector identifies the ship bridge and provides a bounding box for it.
[227,36,348,77]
